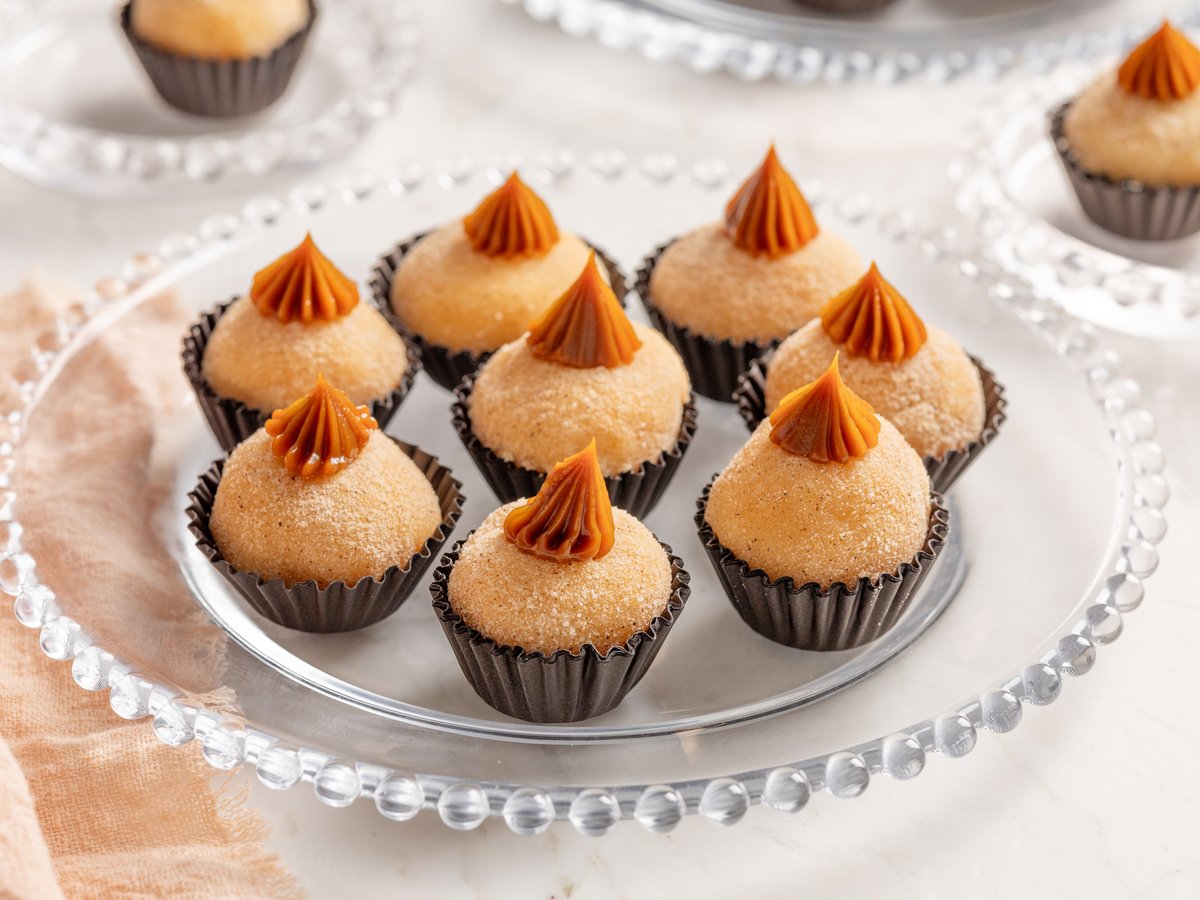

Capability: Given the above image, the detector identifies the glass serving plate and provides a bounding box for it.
[1,150,1167,835]
[0,0,419,197]
[502,0,1200,83]
[954,64,1200,341]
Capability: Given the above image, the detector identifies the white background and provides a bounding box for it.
[2,2,1199,897]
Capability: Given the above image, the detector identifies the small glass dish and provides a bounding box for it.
[2,149,1166,835]
[503,0,1200,84]
[954,64,1200,340]
[0,0,419,197]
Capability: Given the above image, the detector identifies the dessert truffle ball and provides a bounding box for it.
[1064,22,1200,186]
[468,253,690,476]
[765,263,985,459]
[131,0,310,60]
[647,145,862,344]
[210,376,441,587]
[707,356,930,588]
[391,172,602,354]
[447,442,672,655]
[202,234,409,413]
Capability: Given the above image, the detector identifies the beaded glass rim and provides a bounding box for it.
[500,0,1200,85]
[0,150,1168,835]
[0,0,420,193]
[952,64,1200,328]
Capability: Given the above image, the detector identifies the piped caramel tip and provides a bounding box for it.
[462,171,560,258]
[263,373,378,480]
[1118,21,1200,101]
[503,438,616,562]
[724,145,819,259]
[768,353,881,463]
[250,233,359,324]
[526,251,641,368]
[819,262,927,363]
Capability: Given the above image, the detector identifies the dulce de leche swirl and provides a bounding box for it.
[462,171,560,258]
[724,144,819,259]
[264,374,378,479]
[251,233,359,324]
[769,354,881,464]
[504,439,615,562]
[1118,21,1200,101]
[819,262,927,364]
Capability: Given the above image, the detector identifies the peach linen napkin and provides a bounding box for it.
[0,277,300,899]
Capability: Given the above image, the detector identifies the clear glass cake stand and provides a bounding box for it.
[1,149,1167,835]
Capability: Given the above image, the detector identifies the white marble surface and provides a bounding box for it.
[2,1,1200,896]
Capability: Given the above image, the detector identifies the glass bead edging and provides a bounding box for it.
[0,0,420,189]
[1,150,1166,835]
[499,0,1200,85]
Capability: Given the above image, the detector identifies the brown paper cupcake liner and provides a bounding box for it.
[181,298,421,453]
[634,240,776,403]
[1050,102,1200,241]
[733,352,1007,495]
[430,542,690,722]
[187,439,463,633]
[696,481,950,651]
[369,231,629,393]
[120,1,316,118]
[450,373,698,518]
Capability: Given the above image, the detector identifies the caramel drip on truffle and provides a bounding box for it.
[264,374,378,480]
[462,172,560,258]
[1118,22,1200,101]
[526,252,641,368]
[820,263,927,363]
[504,439,615,562]
[769,354,880,463]
[251,233,359,324]
[724,145,819,259]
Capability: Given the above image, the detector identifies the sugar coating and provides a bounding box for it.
[1065,70,1200,185]
[132,0,309,59]
[648,222,863,343]
[705,419,930,589]
[210,430,442,587]
[468,324,690,476]
[202,295,408,413]
[766,321,985,459]
[448,504,672,655]
[390,222,599,353]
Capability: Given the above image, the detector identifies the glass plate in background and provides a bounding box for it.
[954,66,1200,341]
[2,150,1165,835]
[0,0,419,197]
[503,0,1200,83]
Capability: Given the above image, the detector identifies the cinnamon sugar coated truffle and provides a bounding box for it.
[210,430,441,587]
[1064,72,1200,185]
[202,296,408,413]
[469,324,689,476]
[706,419,930,588]
[448,504,672,654]
[649,223,862,343]
[390,223,600,353]
[766,321,985,459]
[131,0,309,59]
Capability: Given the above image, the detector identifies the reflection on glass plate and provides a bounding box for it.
[503,0,1200,83]
[0,0,419,197]
[2,150,1167,834]
[955,65,1200,340]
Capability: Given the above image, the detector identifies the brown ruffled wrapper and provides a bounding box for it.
[635,240,776,403]
[796,0,897,12]
[119,1,316,118]
[430,543,690,722]
[449,373,698,518]
[369,231,629,393]
[186,440,463,633]
[697,482,950,651]
[1050,102,1200,241]
[181,298,421,453]
[733,352,1007,495]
